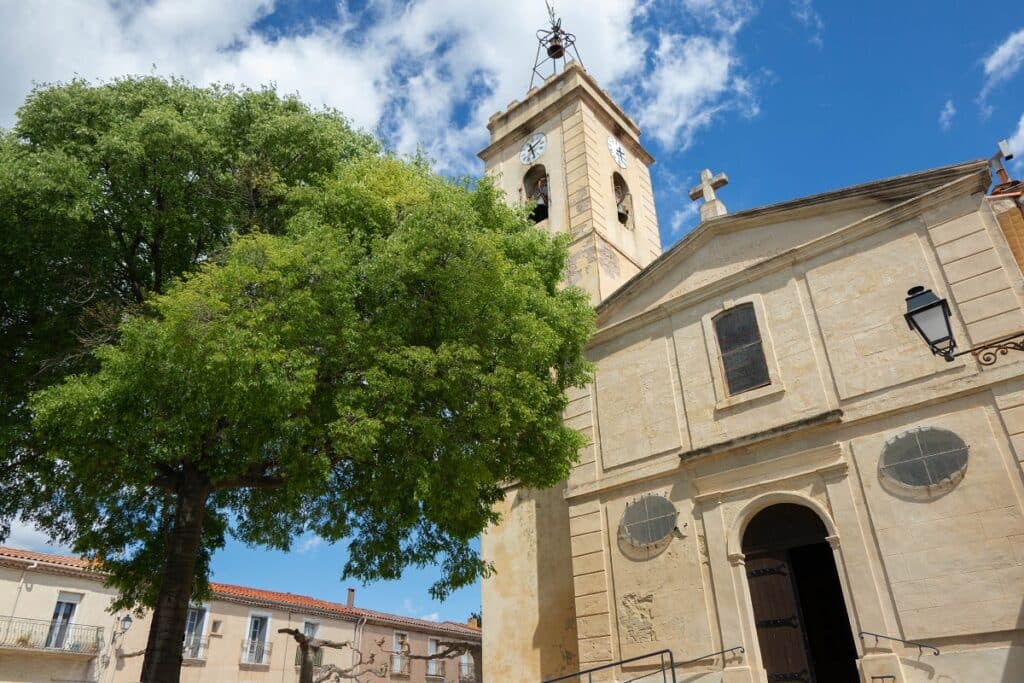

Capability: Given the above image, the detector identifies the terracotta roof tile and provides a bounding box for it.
[0,545,96,570]
[0,547,479,639]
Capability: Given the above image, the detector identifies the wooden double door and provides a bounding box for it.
[743,505,859,683]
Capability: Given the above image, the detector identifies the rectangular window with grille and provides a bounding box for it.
[391,631,409,675]
[714,303,770,395]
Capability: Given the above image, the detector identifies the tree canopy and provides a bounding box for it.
[1,76,378,538]
[15,79,593,681]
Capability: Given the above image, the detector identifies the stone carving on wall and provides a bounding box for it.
[598,243,620,279]
[565,250,584,287]
[619,592,656,643]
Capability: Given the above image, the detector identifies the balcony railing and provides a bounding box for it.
[426,659,445,678]
[240,639,272,666]
[182,636,209,661]
[0,615,103,656]
[389,654,410,676]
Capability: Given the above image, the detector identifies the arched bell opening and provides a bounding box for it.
[523,165,549,224]
[612,172,633,229]
[741,504,859,683]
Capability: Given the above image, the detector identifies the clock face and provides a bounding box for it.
[519,132,547,165]
[607,136,628,169]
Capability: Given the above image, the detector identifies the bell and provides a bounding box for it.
[547,35,565,59]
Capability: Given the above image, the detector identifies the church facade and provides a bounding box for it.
[480,62,1024,683]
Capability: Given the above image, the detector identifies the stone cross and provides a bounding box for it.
[688,168,730,222]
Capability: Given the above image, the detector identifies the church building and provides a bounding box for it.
[479,18,1024,683]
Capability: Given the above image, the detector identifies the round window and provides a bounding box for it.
[619,495,678,548]
[880,427,968,490]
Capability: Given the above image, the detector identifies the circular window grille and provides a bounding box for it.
[619,495,678,548]
[880,427,968,489]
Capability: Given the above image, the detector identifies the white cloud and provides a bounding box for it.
[401,598,439,622]
[790,0,824,47]
[938,99,956,131]
[296,535,323,555]
[669,201,701,236]
[634,33,756,150]
[1007,113,1024,173]
[5,520,71,555]
[0,0,758,172]
[979,28,1024,111]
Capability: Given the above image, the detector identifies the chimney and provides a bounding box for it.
[346,588,355,608]
[467,616,479,629]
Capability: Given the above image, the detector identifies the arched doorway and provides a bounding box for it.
[742,503,859,683]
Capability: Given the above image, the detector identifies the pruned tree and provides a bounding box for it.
[279,629,388,683]
[393,634,482,683]
[26,129,593,683]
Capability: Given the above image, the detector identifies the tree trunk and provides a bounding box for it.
[472,646,482,683]
[140,474,209,683]
[297,637,314,683]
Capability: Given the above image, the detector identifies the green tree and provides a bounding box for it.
[1,76,377,540]
[30,155,593,682]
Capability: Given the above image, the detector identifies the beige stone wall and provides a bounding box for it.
[560,174,1024,682]
[993,199,1024,274]
[0,565,363,683]
[481,484,579,682]
[478,64,664,683]
[480,64,662,307]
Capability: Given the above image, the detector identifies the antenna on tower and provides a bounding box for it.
[530,1,584,90]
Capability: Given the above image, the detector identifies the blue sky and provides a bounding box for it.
[2,0,1023,625]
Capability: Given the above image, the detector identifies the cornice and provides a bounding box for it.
[596,160,989,322]
[478,64,654,166]
[0,555,105,582]
[589,168,989,348]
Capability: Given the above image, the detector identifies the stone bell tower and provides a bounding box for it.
[477,39,662,304]
[477,12,663,683]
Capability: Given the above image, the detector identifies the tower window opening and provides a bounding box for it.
[613,173,633,229]
[524,165,549,223]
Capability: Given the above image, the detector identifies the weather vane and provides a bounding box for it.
[529,1,584,89]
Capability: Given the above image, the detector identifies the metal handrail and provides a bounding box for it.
[0,615,103,655]
[677,645,745,666]
[858,631,940,656]
[240,639,272,665]
[543,648,675,683]
[183,635,209,661]
[389,654,411,675]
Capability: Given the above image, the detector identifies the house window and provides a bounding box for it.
[523,165,549,223]
[45,593,80,648]
[427,637,442,677]
[391,631,409,676]
[714,303,770,395]
[612,172,633,229]
[460,651,474,682]
[183,606,207,660]
[244,615,270,665]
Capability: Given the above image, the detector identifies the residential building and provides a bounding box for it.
[480,39,1024,683]
[0,546,480,683]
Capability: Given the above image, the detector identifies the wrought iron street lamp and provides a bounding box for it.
[119,614,133,634]
[905,286,955,360]
[905,285,1024,365]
